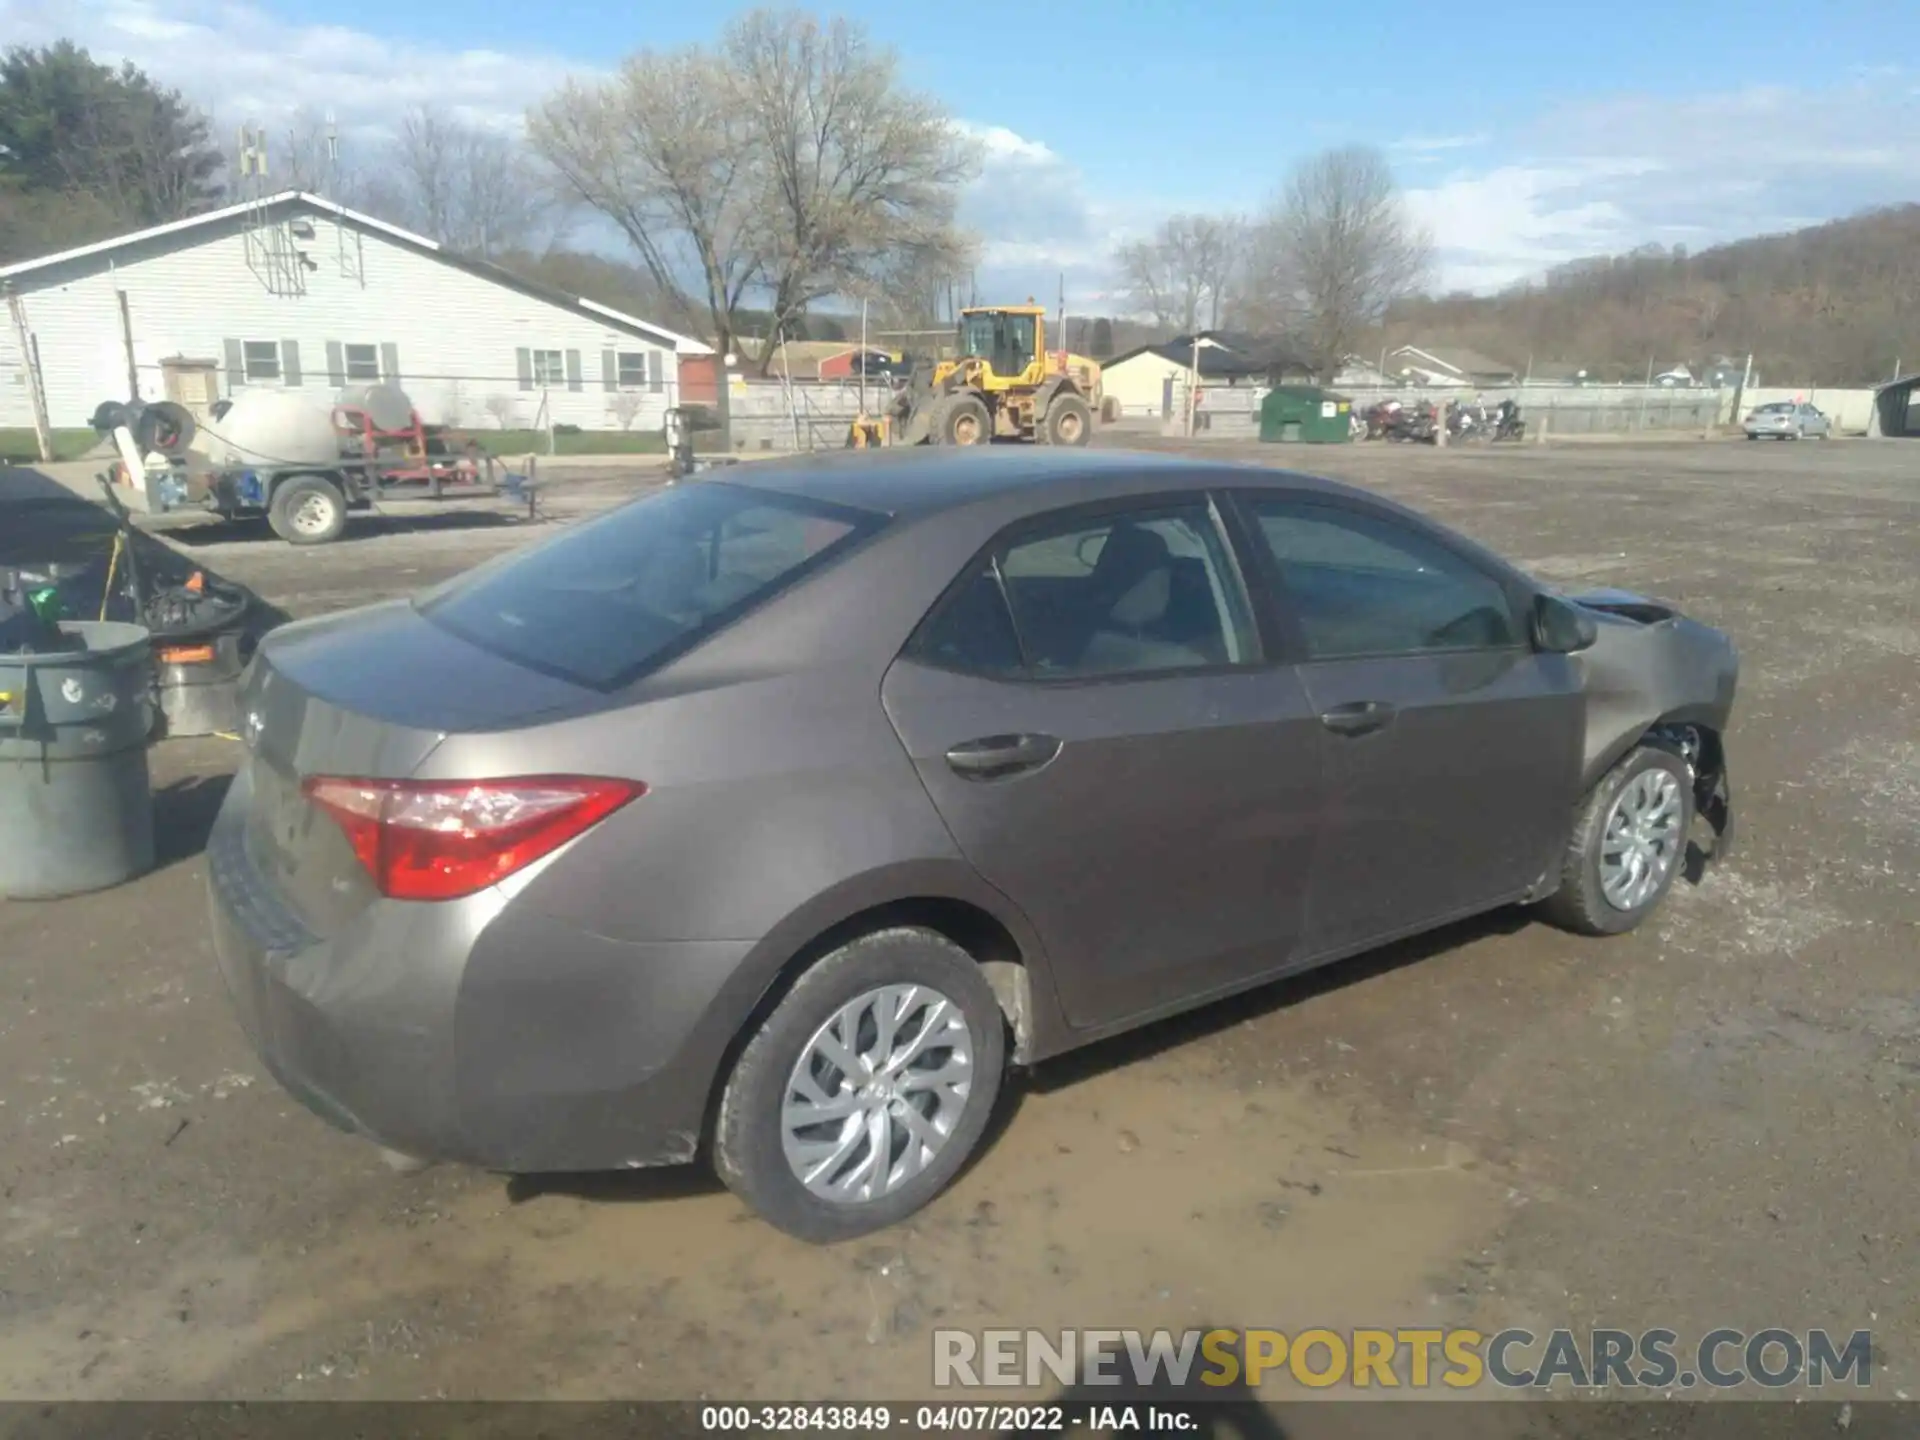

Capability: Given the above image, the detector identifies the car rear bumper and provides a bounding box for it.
[206,780,755,1173]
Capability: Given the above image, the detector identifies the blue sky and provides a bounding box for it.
[6,0,1916,305]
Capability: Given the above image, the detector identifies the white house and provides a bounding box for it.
[1101,333,1306,418]
[1101,343,1207,417]
[0,191,711,438]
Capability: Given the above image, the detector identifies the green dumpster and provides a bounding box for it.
[1259,386,1353,444]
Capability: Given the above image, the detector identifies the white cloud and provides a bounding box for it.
[1405,76,1920,291]
[948,120,1136,305]
[1391,133,1490,156]
[0,0,577,137]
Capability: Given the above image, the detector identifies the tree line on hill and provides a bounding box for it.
[1104,188,1916,387]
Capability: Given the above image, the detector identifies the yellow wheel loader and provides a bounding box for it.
[851,304,1102,448]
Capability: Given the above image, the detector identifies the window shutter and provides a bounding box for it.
[223,338,244,392]
[565,349,583,392]
[649,351,663,393]
[516,348,533,391]
[280,340,302,386]
[380,343,401,385]
[602,350,618,392]
[325,341,346,388]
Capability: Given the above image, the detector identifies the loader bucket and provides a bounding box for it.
[897,403,936,446]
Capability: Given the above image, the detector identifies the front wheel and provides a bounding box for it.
[268,474,348,545]
[1537,745,1694,936]
[937,395,991,446]
[713,928,1007,1242]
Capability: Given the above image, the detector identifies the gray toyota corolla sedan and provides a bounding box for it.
[208,449,1737,1241]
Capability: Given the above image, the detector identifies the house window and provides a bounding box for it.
[531,349,566,387]
[617,351,648,388]
[242,341,281,382]
[344,344,381,381]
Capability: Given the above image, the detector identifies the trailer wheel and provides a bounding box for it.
[269,475,348,545]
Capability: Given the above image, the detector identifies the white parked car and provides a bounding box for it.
[1744,401,1831,440]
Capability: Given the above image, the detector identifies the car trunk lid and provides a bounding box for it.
[236,600,605,936]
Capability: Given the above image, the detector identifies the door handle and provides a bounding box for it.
[1319,700,1397,737]
[945,732,1062,780]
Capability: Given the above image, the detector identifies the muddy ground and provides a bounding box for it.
[1,437,1915,1421]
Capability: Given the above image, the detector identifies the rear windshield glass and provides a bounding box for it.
[417,483,882,688]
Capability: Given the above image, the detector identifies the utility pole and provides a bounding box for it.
[1186,332,1201,438]
[1729,351,1753,429]
[858,298,868,418]
[1056,272,1066,366]
[116,287,140,401]
[5,286,54,462]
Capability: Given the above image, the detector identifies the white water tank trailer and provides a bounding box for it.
[196,390,346,469]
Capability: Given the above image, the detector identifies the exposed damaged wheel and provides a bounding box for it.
[1539,745,1694,936]
[713,927,1006,1243]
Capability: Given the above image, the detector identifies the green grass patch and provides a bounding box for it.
[461,428,666,457]
[0,428,101,462]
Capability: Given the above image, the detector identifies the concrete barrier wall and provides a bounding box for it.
[708,376,1881,452]
[722,380,868,452]
[1163,382,1723,438]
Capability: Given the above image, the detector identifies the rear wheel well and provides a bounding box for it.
[699,898,1034,1156]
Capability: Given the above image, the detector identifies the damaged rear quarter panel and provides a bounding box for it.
[1571,590,1739,790]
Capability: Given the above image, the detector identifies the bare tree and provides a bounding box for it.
[363,106,558,257]
[868,231,978,333]
[528,8,978,368]
[726,11,977,370]
[1238,146,1431,379]
[1114,214,1242,334]
[532,50,762,357]
[607,390,644,430]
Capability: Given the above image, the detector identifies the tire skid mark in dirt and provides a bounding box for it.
[0,1058,1511,1400]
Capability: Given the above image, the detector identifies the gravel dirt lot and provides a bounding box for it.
[2,438,1915,1421]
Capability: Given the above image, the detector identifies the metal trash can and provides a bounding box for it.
[155,628,250,738]
[0,620,157,899]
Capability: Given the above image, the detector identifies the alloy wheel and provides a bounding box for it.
[779,984,975,1204]
[1599,769,1684,911]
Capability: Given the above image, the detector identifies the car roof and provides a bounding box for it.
[720,446,1356,519]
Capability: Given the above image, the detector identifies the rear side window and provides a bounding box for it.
[909,500,1259,681]
[910,563,1025,676]
[419,483,880,688]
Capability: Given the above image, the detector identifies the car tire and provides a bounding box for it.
[268,474,348,545]
[713,927,1007,1243]
[1538,744,1694,937]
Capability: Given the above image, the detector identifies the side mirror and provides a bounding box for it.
[1533,593,1598,654]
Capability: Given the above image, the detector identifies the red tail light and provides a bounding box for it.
[302,775,645,901]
